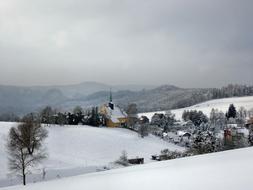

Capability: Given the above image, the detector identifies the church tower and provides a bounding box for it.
[108,89,114,110]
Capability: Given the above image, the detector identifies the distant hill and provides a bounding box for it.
[67,85,212,112]
[0,82,156,115]
[0,83,252,116]
[29,82,156,98]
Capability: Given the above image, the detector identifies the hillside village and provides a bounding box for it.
[7,91,253,156]
[1,0,253,189]
[1,93,253,188]
[3,91,253,152]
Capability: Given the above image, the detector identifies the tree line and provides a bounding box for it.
[21,106,103,127]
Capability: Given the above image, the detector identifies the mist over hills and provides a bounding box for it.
[0,82,252,116]
[0,82,157,115]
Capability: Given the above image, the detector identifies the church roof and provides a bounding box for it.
[104,104,127,123]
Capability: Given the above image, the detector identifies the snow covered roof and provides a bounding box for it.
[174,121,194,126]
[176,131,191,137]
[246,117,253,125]
[104,104,127,123]
[227,124,238,128]
[234,127,249,136]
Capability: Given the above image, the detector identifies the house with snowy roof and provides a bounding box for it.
[246,117,253,129]
[99,91,128,128]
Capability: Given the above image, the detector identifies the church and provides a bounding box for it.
[99,91,128,128]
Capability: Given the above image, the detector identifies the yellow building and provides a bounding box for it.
[99,91,128,128]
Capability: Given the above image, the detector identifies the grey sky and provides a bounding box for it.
[0,0,252,88]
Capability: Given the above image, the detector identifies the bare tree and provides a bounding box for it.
[126,104,138,128]
[20,117,48,155]
[6,121,47,185]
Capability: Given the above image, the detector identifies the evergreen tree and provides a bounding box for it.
[89,107,100,126]
[226,104,237,119]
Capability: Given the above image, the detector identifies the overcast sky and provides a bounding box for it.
[0,0,252,88]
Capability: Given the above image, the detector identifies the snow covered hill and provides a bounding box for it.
[0,122,182,187]
[2,147,253,190]
[139,96,253,120]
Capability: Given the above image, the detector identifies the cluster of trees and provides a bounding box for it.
[191,128,250,155]
[142,103,253,142]
[190,131,223,154]
[211,84,253,99]
[182,110,208,126]
[171,84,253,111]
[182,104,250,129]
[148,104,253,152]
[182,105,251,153]
[38,106,102,127]
[151,111,176,132]
[225,104,249,126]
[0,105,104,127]
[0,112,20,122]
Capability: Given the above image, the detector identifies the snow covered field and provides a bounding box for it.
[139,96,253,120]
[2,147,253,190]
[1,96,253,188]
[0,122,182,187]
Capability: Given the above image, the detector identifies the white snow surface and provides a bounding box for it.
[2,147,253,190]
[139,96,253,120]
[0,122,182,187]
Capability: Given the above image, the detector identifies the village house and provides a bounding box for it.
[99,91,128,128]
[246,117,253,129]
[224,123,249,143]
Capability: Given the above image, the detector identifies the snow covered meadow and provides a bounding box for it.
[139,96,253,120]
[1,96,253,189]
[0,122,182,187]
[2,146,253,190]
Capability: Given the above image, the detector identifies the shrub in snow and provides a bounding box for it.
[158,149,192,161]
[115,151,129,167]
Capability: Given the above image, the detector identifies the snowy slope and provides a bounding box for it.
[0,122,182,187]
[139,96,253,120]
[2,147,253,190]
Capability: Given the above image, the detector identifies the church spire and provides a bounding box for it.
[108,89,114,110]
[109,89,112,103]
